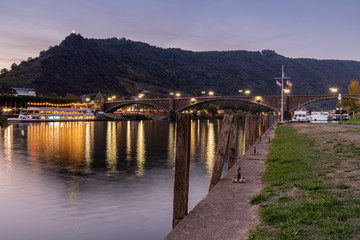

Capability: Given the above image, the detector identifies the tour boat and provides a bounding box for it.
[291,110,310,122]
[7,107,95,122]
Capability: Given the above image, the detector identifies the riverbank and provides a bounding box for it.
[165,124,276,239]
[249,123,360,239]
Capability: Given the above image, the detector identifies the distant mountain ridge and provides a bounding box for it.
[1,33,360,97]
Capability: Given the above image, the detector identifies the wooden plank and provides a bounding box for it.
[227,114,239,171]
[172,114,191,228]
[209,114,234,191]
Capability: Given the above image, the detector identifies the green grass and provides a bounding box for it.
[250,187,275,204]
[344,116,360,125]
[249,124,360,239]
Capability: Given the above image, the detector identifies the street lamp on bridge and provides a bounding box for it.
[329,87,338,94]
[244,90,251,95]
[208,91,214,96]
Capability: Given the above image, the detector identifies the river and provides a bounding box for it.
[0,120,245,240]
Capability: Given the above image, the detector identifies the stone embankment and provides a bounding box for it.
[165,125,276,240]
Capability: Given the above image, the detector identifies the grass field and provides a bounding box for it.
[249,124,360,239]
[344,116,360,125]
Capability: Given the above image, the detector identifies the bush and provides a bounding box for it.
[207,104,218,115]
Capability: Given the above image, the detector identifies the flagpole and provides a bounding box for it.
[281,65,284,123]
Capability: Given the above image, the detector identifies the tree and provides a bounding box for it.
[343,80,360,112]
[64,93,79,100]
[0,68,8,74]
[348,80,360,94]
[207,104,218,115]
[10,63,18,70]
[47,93,59,98]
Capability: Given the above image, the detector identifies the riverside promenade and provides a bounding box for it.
[165,125,277,240]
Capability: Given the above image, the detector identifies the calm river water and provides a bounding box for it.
[0,120,245,240]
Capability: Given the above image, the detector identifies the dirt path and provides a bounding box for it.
[293,123,360,198]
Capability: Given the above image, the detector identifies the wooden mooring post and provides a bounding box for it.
[172,114,191,228]
[209,114,234,191]
[227,114,240,171]
[171,113,275,228]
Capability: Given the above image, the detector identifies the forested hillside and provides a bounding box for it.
[1,33,360,97]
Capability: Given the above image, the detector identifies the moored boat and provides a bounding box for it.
[333,108,349,121]
[291,110,310,122]
[310,111,332,123]
[7,107,95,122]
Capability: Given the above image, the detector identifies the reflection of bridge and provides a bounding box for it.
[104,94,360,120]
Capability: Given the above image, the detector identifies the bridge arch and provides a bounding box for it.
[105,101,169,113]
[176,98,278,113]
[289,95,360,112]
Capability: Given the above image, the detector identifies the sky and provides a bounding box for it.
[1,0,360,70]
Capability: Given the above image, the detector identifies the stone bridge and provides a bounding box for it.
[104,94,360,120]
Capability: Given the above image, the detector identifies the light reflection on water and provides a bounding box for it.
[0,120,244,240]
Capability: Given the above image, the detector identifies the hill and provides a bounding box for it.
[1,33,360,97]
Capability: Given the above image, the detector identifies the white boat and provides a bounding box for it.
[292,110,310,122]
[333,109,349,121]
[310,111,332,123]
[7,107,95,122]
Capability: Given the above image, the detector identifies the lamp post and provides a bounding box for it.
[274,65,291,123]
[338,93,342,123]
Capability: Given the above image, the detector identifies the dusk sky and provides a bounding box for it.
[1,0,360,70]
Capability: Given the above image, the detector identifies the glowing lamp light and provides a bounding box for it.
[190,98,196,103]
[283,89,290,94]
[107,97,112,101]
[201,91,206,94]
[329,87,338,93]
[170,92,174,96]
[208,91,214,96]
[244,90,251,95]
[238,90,243,93]
[175,93,181,97]
[85,98,90,102]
